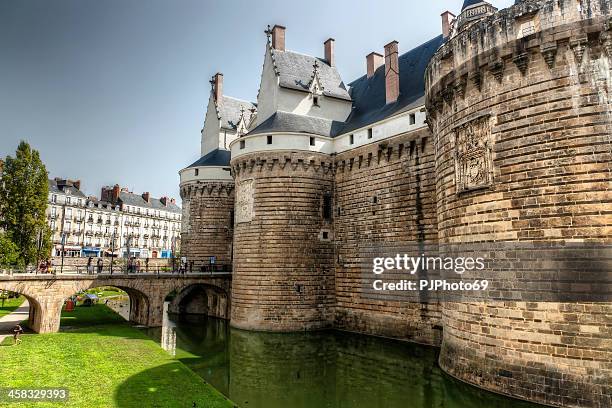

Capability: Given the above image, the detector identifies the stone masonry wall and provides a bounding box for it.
[180,182,235,270]
[230,151,335,331]
[425,1,612,407]
[333,127,442,346]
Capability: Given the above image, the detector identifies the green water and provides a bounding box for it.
[145,314,542,408]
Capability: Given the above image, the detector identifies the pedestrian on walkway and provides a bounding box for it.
[96,258,103,274]
[87,257,93,275]
[13,324,23,345]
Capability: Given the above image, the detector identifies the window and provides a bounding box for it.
[313,96,319,107]
[195,169,199,176]
[349,134,354,145]
[322,231,329,240]
[52,195,57,203]
[267,135,273,145]
[66,197,71,205]
[310,137,315,146]
[323,193,332,221]
[240,140,245,149]
[409,113,416,125]
[367,128,373,139]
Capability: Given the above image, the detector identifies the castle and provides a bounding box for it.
[179,1,612,407]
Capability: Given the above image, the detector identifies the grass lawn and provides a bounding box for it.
[0,296,25,318]
[0,304,235,408]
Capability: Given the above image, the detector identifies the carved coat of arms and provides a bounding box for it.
[454,115,493,193]
[235,179,254,223]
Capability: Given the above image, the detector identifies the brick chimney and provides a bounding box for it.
[73,180,81,191]
[366,52,384,78]
[142,192,150,203]
[113,184,120,202]
[212,73,223,103]
[160,197,168,206]
[441,11,456,38]
[324,38,335,66]
[271,25,285,51]
[170,198,176,204]
[384,41,400,104]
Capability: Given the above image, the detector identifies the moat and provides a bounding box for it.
[144,310,543,408]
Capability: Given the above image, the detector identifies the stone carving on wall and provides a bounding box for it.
[454,115,493,193]
[181,199,190,233]
[236,179,254,223]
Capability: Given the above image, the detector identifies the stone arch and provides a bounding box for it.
[62,282,151,327]
[0,283,60,334]
[167,283,230,320]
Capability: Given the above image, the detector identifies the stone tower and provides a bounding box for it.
[425,0,611,406]
[179,73,256,271]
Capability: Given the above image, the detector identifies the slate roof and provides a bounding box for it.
[340,35,445,134]
[249,111,345,137]
[272,49,351,101]
[463,0,486,10]
[119,191,181,213]
[48,179,87,198]
[187,148,231,168]
[218,96,256,131]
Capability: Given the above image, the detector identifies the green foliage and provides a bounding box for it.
[0,141,51,267]
[0,232,19,268]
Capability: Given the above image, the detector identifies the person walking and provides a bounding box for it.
[96,258,103,274]
[136,259,141,274]
[13,324,24,345]
[86,257,93,275]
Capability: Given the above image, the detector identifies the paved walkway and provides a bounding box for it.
[0,299,29,343]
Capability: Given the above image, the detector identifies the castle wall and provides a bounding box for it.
[179,181,234,270]
[230,151,335,331]
[333,127,442,346]
[425,1,612,406]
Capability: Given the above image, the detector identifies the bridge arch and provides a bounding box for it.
[0,282,62,333]
[62,281,152,327]
[167,283,230,320]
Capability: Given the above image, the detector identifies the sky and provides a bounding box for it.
[0,0,513,203]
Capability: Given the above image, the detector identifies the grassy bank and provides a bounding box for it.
[0,304,235,408]
[0,296,24,318]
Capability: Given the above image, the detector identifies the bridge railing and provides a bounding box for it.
[0,264,232,277]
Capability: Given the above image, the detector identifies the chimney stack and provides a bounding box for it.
[113,184,120,202]
[73,180,81,191]
[212,73,223,103]
[272,25,286,51]
[142,192,150,203]
[384,41,400,104]
[170,198,176,204]
[441,11,456,38]
[160,197,168,206]
[366,52,384,78]
[324,38,335,66]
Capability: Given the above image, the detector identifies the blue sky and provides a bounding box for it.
[0,0,513,202]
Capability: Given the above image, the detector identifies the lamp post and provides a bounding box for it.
[110,231,115,275]
[60,232,66,274]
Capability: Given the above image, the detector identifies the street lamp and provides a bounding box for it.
[110,231,115,275]
[60,232,66,274]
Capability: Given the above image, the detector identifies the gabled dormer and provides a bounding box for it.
[200,73,257,156]
[255,25,352,127]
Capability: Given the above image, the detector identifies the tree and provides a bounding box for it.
[0,232,18,268]
[0,141,51,268]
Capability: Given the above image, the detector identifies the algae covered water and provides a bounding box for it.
[145,313,542,408]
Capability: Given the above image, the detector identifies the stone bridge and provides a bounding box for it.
[0,273,231,333]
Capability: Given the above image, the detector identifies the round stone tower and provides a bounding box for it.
[179,149,235,271]
[229,142,335,332]
[425,0,611,407]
